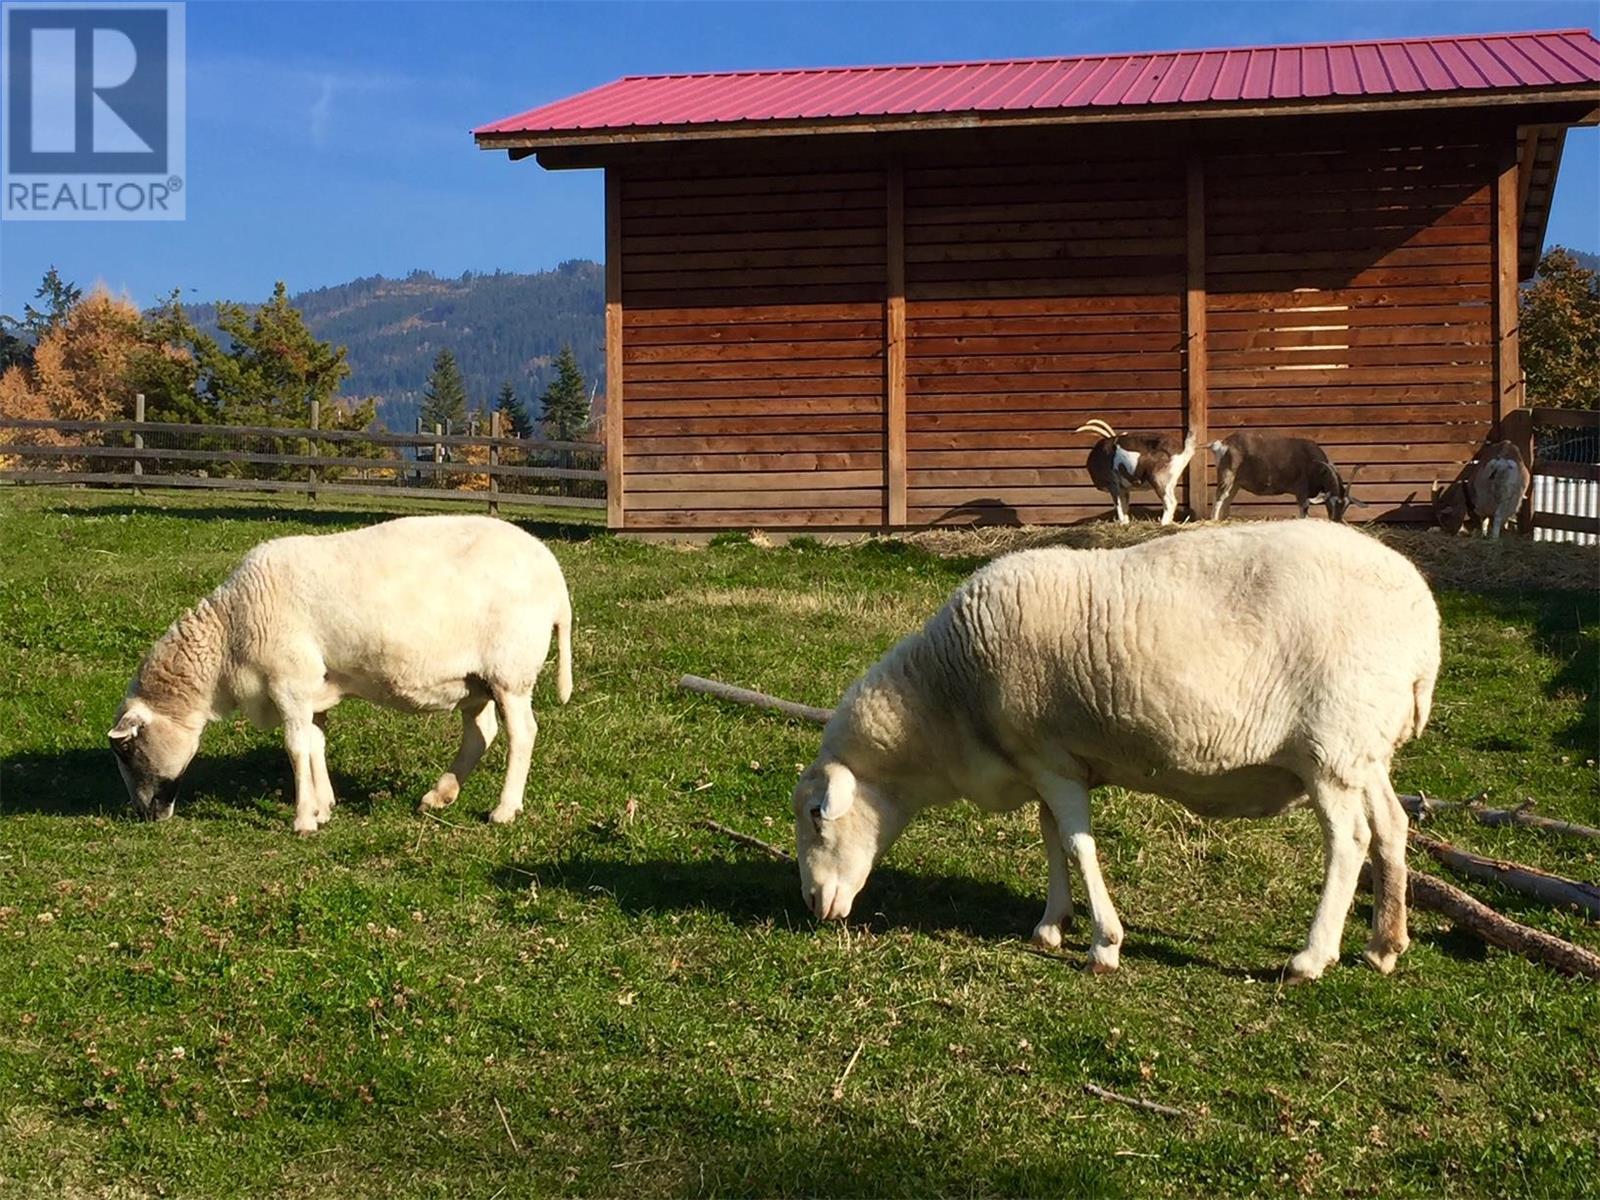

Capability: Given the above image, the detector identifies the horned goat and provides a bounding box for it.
[792,521,1439,983]
[109,515,573,833]
[1210,431,1355,521]
[1076,418,1196,525]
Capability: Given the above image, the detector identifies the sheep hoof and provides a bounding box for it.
[1284,951,1328,984]
[1362,939,1406,976]
[1085,943,1121,974]
[1030,923,1064,951]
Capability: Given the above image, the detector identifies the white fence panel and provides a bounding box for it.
[1532,473,1599,546]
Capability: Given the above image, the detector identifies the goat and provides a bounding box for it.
[1076,418,1196,525]
[1433,441,1530,539]
[1210,431,1354,521]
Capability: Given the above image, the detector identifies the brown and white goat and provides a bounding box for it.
[1433,441,1529,540]
[1076,419,1196,525]
[1211,432,1353,521]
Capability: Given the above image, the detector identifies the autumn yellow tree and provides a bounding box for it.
[1521,247,1600,411]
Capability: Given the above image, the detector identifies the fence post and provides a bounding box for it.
[308,399,320,503]
[488,409,501,517]
[132,393,145,495]
[434,423,444,490]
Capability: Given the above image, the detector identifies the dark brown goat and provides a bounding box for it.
[1211,432,1354,521]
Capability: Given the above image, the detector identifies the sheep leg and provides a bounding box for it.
[488,691,536,826]
[1031,800,1075,949]
[1035,774,1123,972]
[281,713,323,837]
[420,698,498,812]
[1111,484,1130,525]
[1288,776,1372,982]
[309,711,336,825]
[1363,774,1410,975]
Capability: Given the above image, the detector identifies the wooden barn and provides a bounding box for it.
[476,29,1600,532]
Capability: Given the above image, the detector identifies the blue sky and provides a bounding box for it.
[2,0,1597,309]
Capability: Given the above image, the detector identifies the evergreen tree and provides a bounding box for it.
[22,266,82,341]
[540,345,589,441]
[494,380,534,438]
[197,281,352,426]
[420,349,469,431]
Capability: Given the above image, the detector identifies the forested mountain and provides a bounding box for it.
[185,262,604,431]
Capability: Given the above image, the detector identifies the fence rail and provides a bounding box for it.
[0,404,607,514]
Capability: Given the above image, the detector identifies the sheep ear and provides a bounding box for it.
[108,714,142,743]
[819,762,856,821]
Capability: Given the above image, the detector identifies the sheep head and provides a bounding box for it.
[108,698,202,821]
[792,758,908,922]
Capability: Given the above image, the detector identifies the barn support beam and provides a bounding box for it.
[1494,140,1524,433]
[605,169,624,530]
[1184,156,1209,517]
[885,163,908,528]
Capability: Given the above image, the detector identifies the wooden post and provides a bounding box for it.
[434,422,444,490]
[308,399,320,503]
[132,392,144,495]
[885,163,907,529]
[1494,140,1524,433]
[488,408,501,517]
[605,169,624,530]
[1184,157,1209,519]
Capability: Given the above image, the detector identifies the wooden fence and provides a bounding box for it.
[0,399,606,515]
[1505,406,1600,542]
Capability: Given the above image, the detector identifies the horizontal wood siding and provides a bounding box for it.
[904,156,1186,524]
[620,166,887,528]
[1204,139,1497,520]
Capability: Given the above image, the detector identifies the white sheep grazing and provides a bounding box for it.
[792,522,1439,982]
[108,515,573,833]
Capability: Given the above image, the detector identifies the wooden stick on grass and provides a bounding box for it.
[1399,793,1600,841]
[678,675,833,725]
[1083,1083,1190,1120]
[700,819,794,863]
[1362,865,1600,979]
[1408,830,1600,921]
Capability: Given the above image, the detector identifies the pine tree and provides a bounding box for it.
[420,349,469,431]
[22,266,83,341]
[540,345,589,441]
[495,380,534,438]
[198,281,352,426]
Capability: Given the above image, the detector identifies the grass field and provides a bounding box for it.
[2,487,1597,1198]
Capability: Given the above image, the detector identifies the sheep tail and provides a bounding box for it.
[555,593,573,704]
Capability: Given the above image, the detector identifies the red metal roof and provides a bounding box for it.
[476,28,1600,140]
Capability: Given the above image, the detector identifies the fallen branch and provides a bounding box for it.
[1083,1082,1190,1120]
[1400,793,1600,841]
[678,674,833,725]
[700,818,794,863]
[1362,865,1600,979]
[1408,830,1600,921]
[492,1095,520,1153]
[831,1039,865,1101]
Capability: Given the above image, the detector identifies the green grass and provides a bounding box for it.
[1,487,1596,1199]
